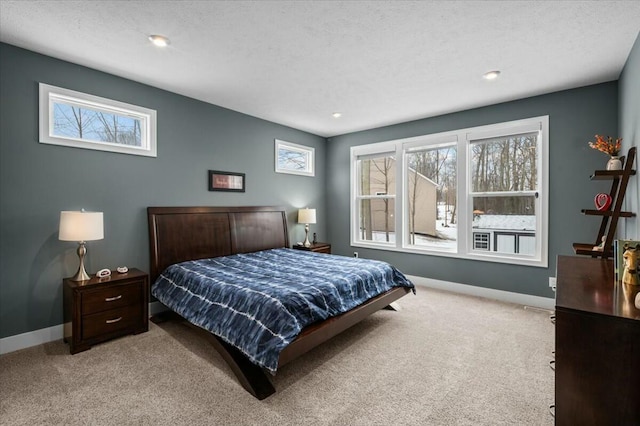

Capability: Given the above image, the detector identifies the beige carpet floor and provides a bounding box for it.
[0,287,554,425]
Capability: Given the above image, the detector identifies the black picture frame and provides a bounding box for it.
[208,170,245,192]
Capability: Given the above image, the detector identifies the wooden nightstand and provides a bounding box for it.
[63,268,149,354]
[292,242,331,254]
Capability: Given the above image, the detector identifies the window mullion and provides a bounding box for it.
[395,143,403,249]
[458,133,469,255]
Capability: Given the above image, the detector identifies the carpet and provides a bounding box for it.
[0,287,554,425]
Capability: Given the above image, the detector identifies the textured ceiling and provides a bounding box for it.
[1,1,639,137]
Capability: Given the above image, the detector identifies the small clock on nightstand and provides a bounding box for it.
[292,242,331,254]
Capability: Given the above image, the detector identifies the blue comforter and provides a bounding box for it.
[152,248,414,373]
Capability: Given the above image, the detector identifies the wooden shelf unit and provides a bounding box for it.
[572,146,636,258]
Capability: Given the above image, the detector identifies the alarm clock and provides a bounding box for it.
[96,268,111,278]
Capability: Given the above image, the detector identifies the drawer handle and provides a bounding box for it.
[105,295,122,302]
[105,317,123,324]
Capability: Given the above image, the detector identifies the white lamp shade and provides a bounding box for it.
[297,208,316,224]
[59,211,104,242]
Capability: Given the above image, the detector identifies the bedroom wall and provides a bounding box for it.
[619,31,640,240]
[0,43,327,339]
[326,82,619,298]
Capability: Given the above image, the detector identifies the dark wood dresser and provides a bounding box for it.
[63,268,149,354]
[555,255,640,425]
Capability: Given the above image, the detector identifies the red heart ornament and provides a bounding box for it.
[594,193,612,211]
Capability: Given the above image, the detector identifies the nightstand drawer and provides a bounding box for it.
[82,305,142,340]
[311,246,331,254]
[82,282,142,315]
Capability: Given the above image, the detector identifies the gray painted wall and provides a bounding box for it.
[1,38,634,340]
[326,82,619,298]
[619,32,640,240]
[0,43,326,339]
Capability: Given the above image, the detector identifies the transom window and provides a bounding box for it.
[350,116,549,267]
[39,83,157,157]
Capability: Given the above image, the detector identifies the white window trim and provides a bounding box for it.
[39,83,157,157]
[350,116,549,268]
[352,149,396,247]
[275,139,315,176]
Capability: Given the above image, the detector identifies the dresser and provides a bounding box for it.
[63,268,149,354]
[555,255,640,424]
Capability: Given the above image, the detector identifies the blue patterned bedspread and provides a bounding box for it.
[152,248,414,373]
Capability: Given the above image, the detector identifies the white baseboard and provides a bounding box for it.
[407,274,555,310]
[0,324,64,355]
[0,302,170,356]
[1,280,553,355]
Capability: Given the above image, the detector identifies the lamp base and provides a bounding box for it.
[303,224,311,248]
[70,242,91,282]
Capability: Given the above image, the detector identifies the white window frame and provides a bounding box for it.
[350,116,549,268]
[275,139,315,176]
[352,148,397,247]
[39,83,157,157]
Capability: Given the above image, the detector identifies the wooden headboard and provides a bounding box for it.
[147,206,290,281]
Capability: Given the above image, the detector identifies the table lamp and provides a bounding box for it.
[297,208,316,248]
[59,210,104,281]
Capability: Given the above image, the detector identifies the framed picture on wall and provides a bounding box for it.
[275,139,315,177]
[208,170,245,192]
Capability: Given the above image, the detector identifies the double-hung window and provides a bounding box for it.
[350,116,548,267]
[353,148,397,245]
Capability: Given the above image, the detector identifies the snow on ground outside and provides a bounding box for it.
[367,204,533,249]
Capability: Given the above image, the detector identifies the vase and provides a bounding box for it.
[606,156,622,171]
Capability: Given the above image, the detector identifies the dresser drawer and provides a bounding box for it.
[82,282,142,315]
[82,305,142,341]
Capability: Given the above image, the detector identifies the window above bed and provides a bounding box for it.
[275,139,315,176]
[39,83,157,157]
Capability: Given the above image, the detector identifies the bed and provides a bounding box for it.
[148,206,414,399]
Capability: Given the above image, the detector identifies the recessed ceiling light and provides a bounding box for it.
[483,70,501,80]
[332,112,342,118]
[148,35,170,47]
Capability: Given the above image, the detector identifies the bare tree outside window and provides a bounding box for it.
[53,103,142,147]
[470,133,538,216]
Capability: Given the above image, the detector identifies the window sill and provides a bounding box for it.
[350,241,547,268]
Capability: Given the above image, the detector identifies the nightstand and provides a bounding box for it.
[292,242,331,254]
[63,268,149,354]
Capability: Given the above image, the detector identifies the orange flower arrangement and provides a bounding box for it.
[588,134,622,156]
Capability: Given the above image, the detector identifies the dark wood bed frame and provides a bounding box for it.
[147,205,411,399]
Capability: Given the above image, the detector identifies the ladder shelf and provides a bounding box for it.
[572,146,636,259]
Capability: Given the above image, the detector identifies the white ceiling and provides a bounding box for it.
[1,1,639,137]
